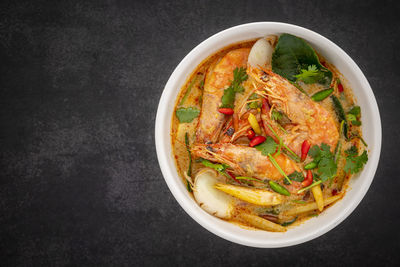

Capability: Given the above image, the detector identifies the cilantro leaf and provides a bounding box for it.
[220,86,235,108]
[318,157,337,181]
[271,110,283,121]
[348,106,361,116]
[344,149,368,174]
[255,136,277,156]
[288,171,304,182]
[247,93,261,109]
[345,146,358,157]
[294,65,325,84]
[308,143,337,181]
[176,107,200,123]
[284,171,304,184]
[232,67,248,92]
[220,67,248,108]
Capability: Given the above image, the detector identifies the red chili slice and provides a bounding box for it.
[247,129,255,140]
[249,136,266,147]
[337,79,344,93]
[301,140,311,162]
[218,108,234,115]
[302,170,313,187]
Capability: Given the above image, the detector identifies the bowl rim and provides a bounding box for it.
[155,22,382,248]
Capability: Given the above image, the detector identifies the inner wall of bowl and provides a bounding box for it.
[158,22,380,247]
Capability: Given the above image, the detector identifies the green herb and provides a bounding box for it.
[180,78,197,106]
[176,107,200,123]
[270,110,290,133]
[255,136,277,156]
[334,141,342,164]
[199,79,204,90]
[272,34,332,86]
[266,123,300,162]
[311,88,334,102]
[281,216,298,226]
[297,180,322,194]
[254,133,294,185]
[283,171,304,185]
[185,132,192,177]
[220,67,248,108]
[308,143,337,181]
[344,146,368,174]
[292,200,306,204]
[289,171,305,182]
[186,180,192,192]
[269,181,291,196]
[200,159,230,178]
[347,106,362,126]
[331,95,348,138]
[236,176,263,182]
[350,132,368,146]
[268,154,292,184]
[348,106,361,116]
[271,110,283,121]
[247,93,261,109]
[295,65,327,84]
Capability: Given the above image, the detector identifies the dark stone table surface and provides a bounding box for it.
[1,0,399,266]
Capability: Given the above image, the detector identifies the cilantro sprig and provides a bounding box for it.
[220,67,248,108]
[344,146,368,174]
[308,143,337,182]
[295,65,326,84]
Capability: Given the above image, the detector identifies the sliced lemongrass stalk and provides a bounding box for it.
[214,183,282,206]
[297,180,322,194]
[311,184,324,211]
[283,194,342,216]
[267,154,291,184]
[239,213,286,232]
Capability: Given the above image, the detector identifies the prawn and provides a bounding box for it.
[250,67,339,154]
[196,48,250,144]
[191,143,298,181]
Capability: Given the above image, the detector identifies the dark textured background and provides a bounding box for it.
[0,0,399,266]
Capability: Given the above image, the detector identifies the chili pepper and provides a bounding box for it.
[226,171,242,184]
[218,108,234,115]
[337,78,344,93]
[281,216,298,227]
[248,113,262,135]
[249,136,266,147]
[302,170,313,187]
[269,181,290,196]
[301,140,311,161]
[247,129,255,140]
[304,162,317,170]
[311,88,333,102]
[331,95,348,138]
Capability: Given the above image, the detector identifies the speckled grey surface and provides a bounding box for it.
[0,0,399,266]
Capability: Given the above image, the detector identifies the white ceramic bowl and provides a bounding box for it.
[155,22,381,248]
